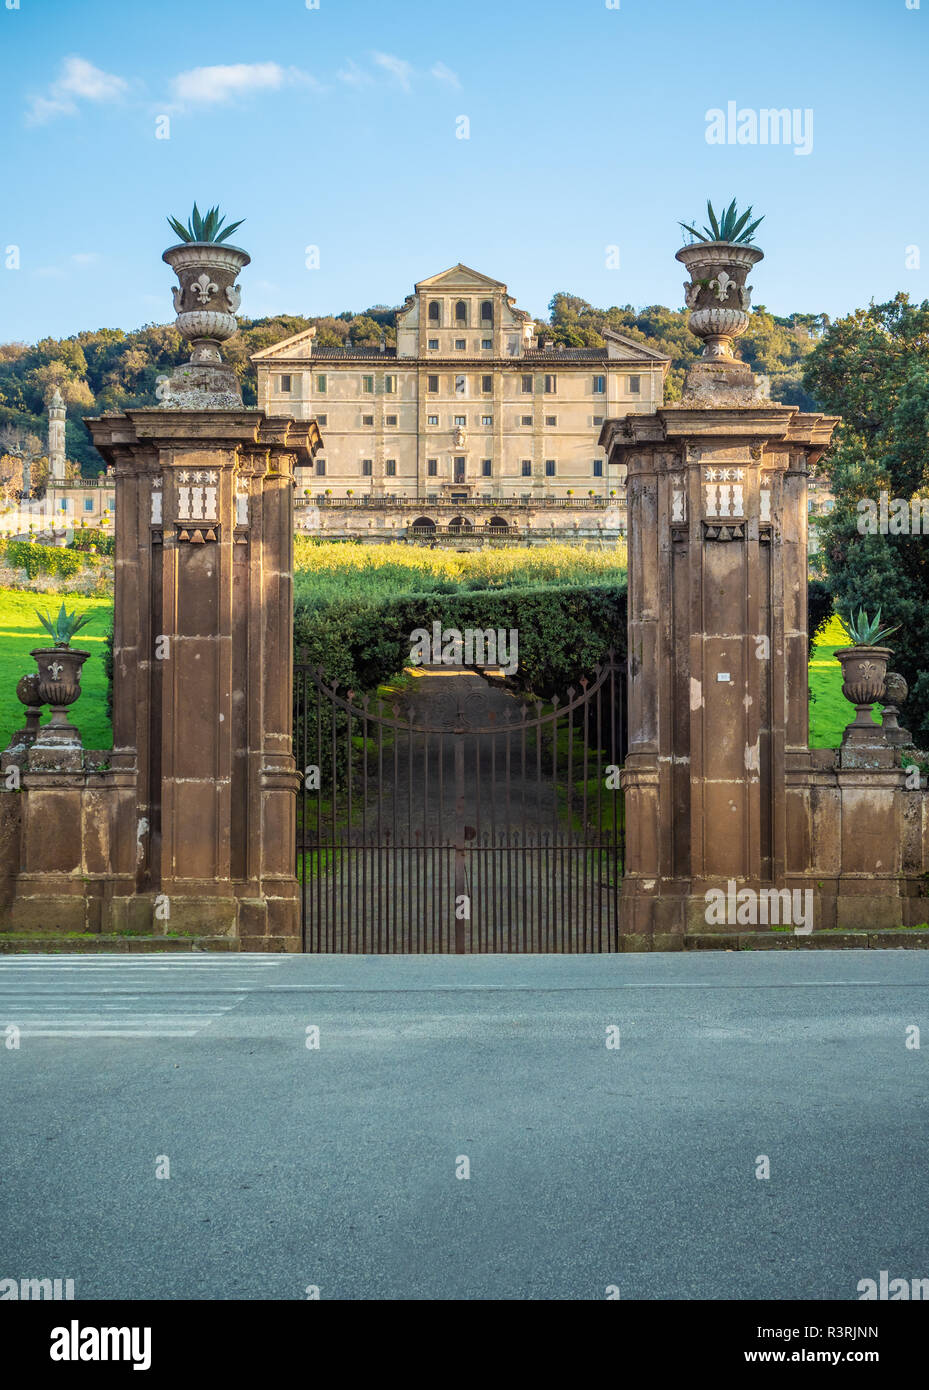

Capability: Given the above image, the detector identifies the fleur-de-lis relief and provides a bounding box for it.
[191,273,219,305]
[226,284,242,313]
[711,270,735,302]
[859,661,877,677]
[48,661,63,679]
[683,281,701,309]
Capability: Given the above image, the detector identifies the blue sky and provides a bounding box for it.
[0,0,927,342]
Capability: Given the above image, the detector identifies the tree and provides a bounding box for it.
[803,294,929,738]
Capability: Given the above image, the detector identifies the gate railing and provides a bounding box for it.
[294,651,626,952]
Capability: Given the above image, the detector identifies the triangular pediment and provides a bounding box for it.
[251,326,317,361]
[415,264,508,292]
[602,329,671,364]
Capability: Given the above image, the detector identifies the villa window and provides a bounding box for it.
[521,374,533,393]
[455,300,468,323]
[545,459,556,476]
[362,375,374,393]
[480,300,493,323]
[593,459,603,477]
[482,415,493,426]
[427,459,438,476]
[428,338,439,350]
[317,458,326,476]
[521,415,532,426]
[546,415,557,426]
[427,414,439,426]
[593,375,605,393]
[455,339,466,350]
[544,375,557,394]
[454,415,466,426]
[481,339,492,350]
[362,414,374,425]
[428,301,440,323]
[280,374,292,393]
[386,459,397,477]
[482,459,492,477]
[362,459,373,475]
[521,460,532,476]
[384,375,396,393]
[385,414,398,426]
[482,375,492,392]
[316,414,328,427]
[428,375,439,392]
[629,374,641,394]
[316,374,327,393]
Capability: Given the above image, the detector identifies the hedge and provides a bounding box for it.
[294,581,628,700]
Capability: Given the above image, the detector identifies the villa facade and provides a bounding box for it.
[253,264,671,543]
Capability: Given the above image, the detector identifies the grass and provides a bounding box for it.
[0,588,113,751]
[808,614,879,747]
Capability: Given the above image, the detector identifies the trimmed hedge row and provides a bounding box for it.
[294,581,628,700]
[0,538,111,579]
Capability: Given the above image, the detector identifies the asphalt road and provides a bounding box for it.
[0,951,927,1300]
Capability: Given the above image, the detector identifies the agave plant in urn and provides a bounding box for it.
[675,198,762,403]
[835,607,900,736]
[30,604,95,752]
[161,202,249,407]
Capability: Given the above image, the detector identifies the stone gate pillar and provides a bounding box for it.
[82,226,320,948]
[602,235,839,941]
[86,410,317,948]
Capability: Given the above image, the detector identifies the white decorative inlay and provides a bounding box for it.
[671,487,686,523]
[176,479,218,523]
[760,488,771,523]
[705,482,744,519]
[151,488,162,524]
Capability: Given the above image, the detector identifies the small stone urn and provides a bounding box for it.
[0,673,45,770]
[30,646,89,758]
[161,240,250,407]
[675,240,764,359]
[836,646,892,730]
[880,671,913,747]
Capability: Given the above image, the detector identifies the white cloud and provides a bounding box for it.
[26,56,129,125]
[337,59,372,88]
[71,253,100,267]
[431,62,461,89]
[371,52,413,92]
[169,61,312,108]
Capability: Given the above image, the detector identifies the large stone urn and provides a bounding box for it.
[30,646,89,749]
[836,646,892,729]
[161,240,250,407]
[675,240,763,360]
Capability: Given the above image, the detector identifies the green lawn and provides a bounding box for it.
[808,614,879,747]
[0,589,113,752]
[0,587,860,757]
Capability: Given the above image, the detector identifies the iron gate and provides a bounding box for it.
[294,652,625,952]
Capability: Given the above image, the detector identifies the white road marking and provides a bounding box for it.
[0,956,284,1038]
